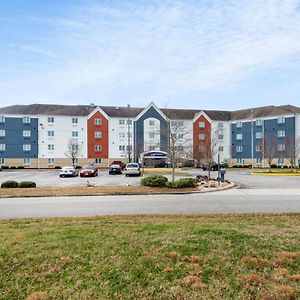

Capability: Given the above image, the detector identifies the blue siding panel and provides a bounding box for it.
[0,117,38,158]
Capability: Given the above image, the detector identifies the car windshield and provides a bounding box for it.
[127,163,138,168]
[83,166,94,170]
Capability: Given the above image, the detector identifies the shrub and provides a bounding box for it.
[18,181,36,188]
[222,163,229,168]
[1,180,18,188]
[141,175,168,187]
[17,166,24,169]
[1,165,9,169]
[166,178,197,188]
[271,164,278,168]
[54,166,61,169]
[10,166,16,169]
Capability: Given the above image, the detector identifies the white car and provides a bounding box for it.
[123,163,141,176]
[59,166,78,177]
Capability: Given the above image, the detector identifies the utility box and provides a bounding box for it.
[220,168,226,182]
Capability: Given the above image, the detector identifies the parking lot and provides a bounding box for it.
[0,168,299,189]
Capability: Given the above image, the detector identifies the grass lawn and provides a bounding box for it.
[0,214,299,300]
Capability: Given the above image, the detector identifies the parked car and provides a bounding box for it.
[109,164,122,175]
[59,166,78,177]
[80,165,98,177]
[124,163,141,176]
[110,160,126,170]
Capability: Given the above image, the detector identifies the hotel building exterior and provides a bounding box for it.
[0,102,299,168]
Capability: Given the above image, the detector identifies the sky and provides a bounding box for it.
[0,0,300,110]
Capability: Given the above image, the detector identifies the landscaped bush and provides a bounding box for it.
[141,175,168,187]
[17,166,24,169]
[10,166,16,169]
[166,178,197,188]
[271,164,277,168]
[222,163,229,168]
[18,181,36,188]
[54,166,61,169]
[1,180,18,188]
[1,165,9,169]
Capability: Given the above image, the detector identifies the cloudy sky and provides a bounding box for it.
[1,0,300,110]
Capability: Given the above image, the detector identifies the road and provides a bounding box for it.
[1,188,300,219]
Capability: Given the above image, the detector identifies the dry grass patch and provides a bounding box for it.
[242,256,269,268]
[27,291,47,300]
[288,274,300,281]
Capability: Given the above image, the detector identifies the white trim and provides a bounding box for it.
[135,102,168,121]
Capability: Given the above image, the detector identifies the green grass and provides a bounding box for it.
[0,214,300,300]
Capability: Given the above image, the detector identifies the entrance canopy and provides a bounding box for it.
[141,150,167,159]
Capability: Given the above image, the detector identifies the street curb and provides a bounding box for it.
[0,183,236,198]
[251,172,300,176]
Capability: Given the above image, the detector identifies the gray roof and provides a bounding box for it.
[0,103,299,120]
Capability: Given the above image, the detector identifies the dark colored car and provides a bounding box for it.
[202,164,222,171]
[79,165,98,177]
[111,160,126,170]
[109,164,122,175]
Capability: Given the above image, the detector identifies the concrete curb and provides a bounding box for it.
[0,182,236,198]
[251,172,300,176]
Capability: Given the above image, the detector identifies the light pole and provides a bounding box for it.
[127,104,131,163]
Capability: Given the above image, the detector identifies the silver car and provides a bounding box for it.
[124,163,141,176]
[59,166,79,177]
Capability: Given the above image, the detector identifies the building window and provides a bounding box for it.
[48,116,54,123]
[48,131,54,137]
[73,158,79,164]
[256,132,262,139]
[149,132,155,139]
[199,133,205,140]
[218,146,224,151]
[0,144,5,151]
[278,144,285,151]
[178,133,184,139]
[48,158,55,165]
[127,120,132,125]
[172,120,183,127]
[72,117,78,124]
[95,131,102,139]
[277,130,285,138]
[218,134,223,140]
[95,158,101,164]
[237,158,243,164]
[48,144,54,150]
[94,118,102,125]
[72,131,78,138]
[278,158,284,165]
[23,116,31,123]
[0,116,5,123]
[149,145,155,151]
[126,145,132,151]
[236,133,243,140]
[256,158,261,164]
[256,144,262,152]
[23,130,31,137]
[0,130,5,137]
[256,119,263,126]
[23,158,30,165]
[95,145,102,152]
[119,132,126,139]
[199,145,206,153]
[149,120,155,126]
[119,119,126,125]
[0,158,4,165]
[199,121,205,128]
[177,146,184,151]
[236,121,242,128]
[277,117,285,124]
[236,145,243,152]
[23,144,31,151]
[119,145,125,151]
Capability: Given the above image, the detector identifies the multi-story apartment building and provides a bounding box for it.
[0,103,299,168]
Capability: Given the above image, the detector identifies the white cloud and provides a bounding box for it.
[1,0,300,108]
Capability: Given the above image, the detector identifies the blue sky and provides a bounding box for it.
[1,0,300,110]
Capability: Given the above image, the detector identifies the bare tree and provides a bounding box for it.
[166,121,193,182]
[194,127,218,180]
[284,135,300,172]
[262,134,277,172]
[65,138,81,166]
